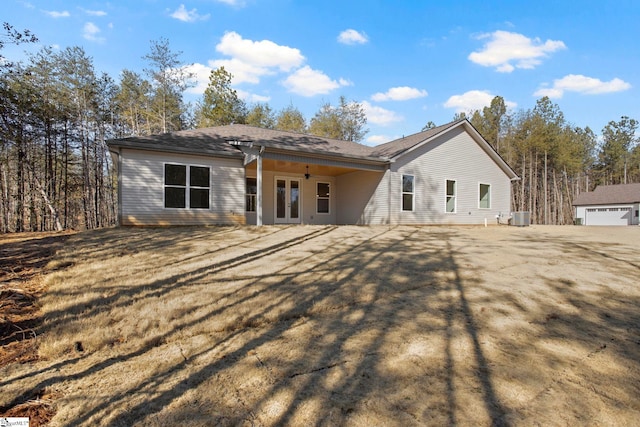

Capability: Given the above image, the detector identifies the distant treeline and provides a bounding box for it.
[1,25,637,231]
[461,97,638,224]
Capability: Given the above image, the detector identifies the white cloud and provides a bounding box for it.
[193,32,348,97]
[534,74,631,99]
[183,63,215,94]
[209,58,272,84]
[216,31,305,72]
[43,10,70,18]
[83,22,105,42]
[444,90,516,113]
[371,86,428,102]
[184,60,274,94]
[215,0,245,6]
[468,30,566,73]
[283,66,349,97]
[533,87,563,99]
[170,4,210,22]
[191,32,308,89]
[82,8,107,16]
[236,89,271,103]
[338,29,369,45]
[365,134,397,146]
[361,101,403,126]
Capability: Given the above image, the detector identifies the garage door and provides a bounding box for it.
[585,207,631,226]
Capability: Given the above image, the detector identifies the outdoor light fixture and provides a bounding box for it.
[305,165,310,180]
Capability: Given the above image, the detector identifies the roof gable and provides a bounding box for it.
[371,120,462,158]
[573,183,640,206]
[372,119,518,180]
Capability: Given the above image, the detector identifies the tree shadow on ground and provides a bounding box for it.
[453,228,640,425]
[68,227,499,425]
[2,225,638,426]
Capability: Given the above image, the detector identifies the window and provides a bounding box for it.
[317,182,330,214]
[164,164,210,209]
[189,166,210,209]
[246,177,257,212]
[402,175,414,211]
[445,180,456,213]
[165,164,187,208]
[479,183,491,209]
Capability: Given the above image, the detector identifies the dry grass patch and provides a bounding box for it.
[0,231,74,426]
[1,225,639,426]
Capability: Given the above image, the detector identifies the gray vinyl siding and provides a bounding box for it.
[119,149,245,226]
[389,126,512,225]
[244,171,336,225]
[336,170,389,225]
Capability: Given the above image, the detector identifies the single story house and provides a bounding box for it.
[573,183,640,226]
[107,119,519,226]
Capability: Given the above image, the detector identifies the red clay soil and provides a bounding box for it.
[0,231,73,427]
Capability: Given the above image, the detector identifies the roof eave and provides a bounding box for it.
[573,200,640,206]
[225,139,390,166]
[107,141,243,159]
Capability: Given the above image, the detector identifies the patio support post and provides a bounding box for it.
[257,146,264,226]
[229,140,266,227]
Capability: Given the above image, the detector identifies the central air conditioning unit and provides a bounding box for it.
[511,211,530,227]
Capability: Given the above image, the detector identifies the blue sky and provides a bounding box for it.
[4,0,639,145]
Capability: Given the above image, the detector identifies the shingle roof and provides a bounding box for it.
[107,128,243,158]
[107,120,518,179]
[107,124,380,160]
[371,120,464,158]
[573,183,640,206]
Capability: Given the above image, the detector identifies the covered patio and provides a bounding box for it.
[235,141,389,225]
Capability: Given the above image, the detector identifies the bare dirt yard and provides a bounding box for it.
[1,225,639,426]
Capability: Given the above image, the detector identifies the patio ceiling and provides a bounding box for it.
[245,159,372,177]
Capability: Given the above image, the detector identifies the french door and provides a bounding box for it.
[275,177,301,224]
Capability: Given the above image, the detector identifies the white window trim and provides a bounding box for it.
[316,181,331,215]
[163,162,211,210]
[245,175,257,212]
[445,179,456,213]
[478,182,491,210]
[401,174,415,212]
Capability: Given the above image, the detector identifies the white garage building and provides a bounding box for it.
[573,183,640,226]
